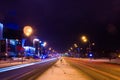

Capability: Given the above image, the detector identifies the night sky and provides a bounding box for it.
[0,0,120,52]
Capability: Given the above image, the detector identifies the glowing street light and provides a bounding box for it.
[22,26,33,47]
[118,54,120,58]
[68,49,71,52]
[92,42,95,46]
[74,43,78,48]
[33,38,40,56]
[42,42,47,47]
[33,38,40,43]
[83,39,88,42]
[49,47,52,50]
[81,35,88,43]
[70,47,73,50]
[81,35,91,56]
[80,48,83,50]
[23,26,33,37]
[82,36,87,40]
[33,38,40,48]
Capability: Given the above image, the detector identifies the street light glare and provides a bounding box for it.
[23,26,33,37]
[70,47,73,50]
[83,39,88,42]
[82,36,87,40]
[43,42,47,47]
[49,47,52,50]
[74,43,78,48]
[68,49,71,52]
[92,42,95,46]
[33,38,39,42]
[81,35,88,43]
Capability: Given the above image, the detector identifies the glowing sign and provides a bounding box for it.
[0,23,3,27]
[5,23,19,30]
[0,23,3,39]
[10,39,16,45]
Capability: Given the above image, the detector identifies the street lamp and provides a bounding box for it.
[81,36,86,40]
[48,47,51,52]
[70,47,73,50]
[81,35,90,50]
[68,49,71,52]
[81,35,88,43]
[33,38,40,56]
[42,42,47,47]
[74,43,78,48]
[23,26,33,37]
[81,35,91,57]
[81,35,89,44]
[33,38,40,43]
[22,26,33,47]
[22,26,33,60]
[41,42,47,58]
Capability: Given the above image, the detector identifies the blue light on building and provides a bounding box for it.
[0,23,3,39]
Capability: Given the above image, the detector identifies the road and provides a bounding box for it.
[0,58,58,80]
[64,57,120,80]
[0,57,120,80]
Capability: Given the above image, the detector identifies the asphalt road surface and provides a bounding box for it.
[0,57,120,80]
[0,58,58,80]
[64,57,120,80]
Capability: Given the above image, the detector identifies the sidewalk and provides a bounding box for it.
[79,58,120,64]
[36,58,91,80]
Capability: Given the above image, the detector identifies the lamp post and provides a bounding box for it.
[81,36,88,43]
[22,26,33,47]
[22,26,33,61]
[81,35,96,58]
[23,26,33,37]
[74,43,79,53]
[74,43,78,48]
[33,38,40,57]
[81,35,91,57]
[41,42,47,58]
[42,42,47,47]
[74,43,80,57]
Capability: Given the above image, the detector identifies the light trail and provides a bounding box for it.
[0,58,57,73]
